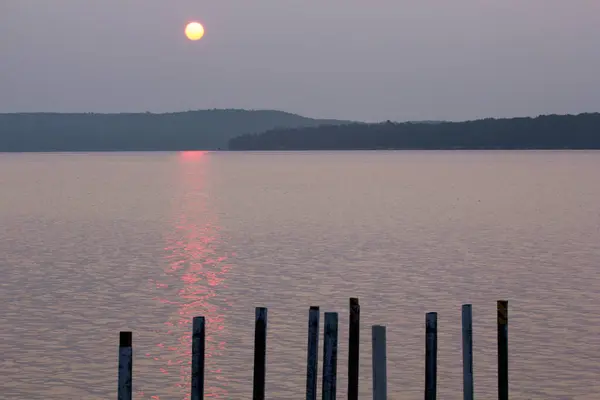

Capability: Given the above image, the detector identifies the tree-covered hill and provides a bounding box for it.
[0,109,350,151]
[228,113,600,150]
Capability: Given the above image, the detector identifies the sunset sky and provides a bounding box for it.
[1,0,599,122]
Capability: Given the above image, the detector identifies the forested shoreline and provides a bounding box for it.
[229,113,600,150]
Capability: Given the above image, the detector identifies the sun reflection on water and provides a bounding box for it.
[147,151,230,399]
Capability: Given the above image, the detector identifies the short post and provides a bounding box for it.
[497,300,508,400]
[306,306,320,400]
[253,307,268,400]
[322,312,339,400]
[191,316,205,400]
[462,304,474,400]
[118,331,133,400]
[371,325,387,400]
[348,297,360,400]
[425,312,437,400]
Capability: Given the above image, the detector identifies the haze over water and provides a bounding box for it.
[1,151,600,399]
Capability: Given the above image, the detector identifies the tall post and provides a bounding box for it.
[306,306,320,400]
[322,312,339,400]
[497,300,508,400]
[462,305,474,400]
[425,312,438,400]
[191,316,205,400]
[253,307,268,400]
[371,325,387,400]
[118,331,133,400]
[348,297,360,400]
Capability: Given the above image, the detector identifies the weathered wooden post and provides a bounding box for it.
[191,316,205,400]
[497,300,508,400]
[118,331,133,400]
[462,304,474,400]
[425,312,437,400]
[253,307,268,400]
[348,297,360,400]
[306,306,320,400]
[372,325,387,400]
[322,312,339,400]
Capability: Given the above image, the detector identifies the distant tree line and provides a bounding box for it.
[0,110,349,152]
[228,113,600,150]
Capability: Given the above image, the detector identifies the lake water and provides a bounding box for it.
[1,151,600,399]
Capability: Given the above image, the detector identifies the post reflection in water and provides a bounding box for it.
[149,151,230,399]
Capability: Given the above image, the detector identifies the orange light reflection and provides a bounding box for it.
[148,151,230,399]
[179,151,208,162]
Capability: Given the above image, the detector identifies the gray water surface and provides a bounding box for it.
[1,151,600,399]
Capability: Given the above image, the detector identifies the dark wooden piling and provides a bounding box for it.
[348,297,360,400]
[253,307,268,400]
[191,316,205,400]
[462,304,474,400]
[118,331,133,400]
[425,312,438,400]
[306,306,320,400]
[322,312,338,400]
[113,300,513,398]
[372,325,387,400]
[497,300,508,400]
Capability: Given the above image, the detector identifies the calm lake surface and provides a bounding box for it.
[1,151,600,399]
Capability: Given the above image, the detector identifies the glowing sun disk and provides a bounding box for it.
[185,22,205,41]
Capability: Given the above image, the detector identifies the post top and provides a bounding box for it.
[119,331,132,347]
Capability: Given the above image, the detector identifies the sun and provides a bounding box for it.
[185,22,205,41]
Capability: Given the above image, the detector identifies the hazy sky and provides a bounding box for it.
[1,1,599,122]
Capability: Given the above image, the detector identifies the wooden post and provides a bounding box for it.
[348,297,360,400]
[322,312,338,400]
[191,316,205,400]
[118,331,133,400]
[253,307,268,400]
[497,300,508,400]
[425,312,437,400]
[372,325,387,400]
[462,305,474,400]
[306,306,320,400]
